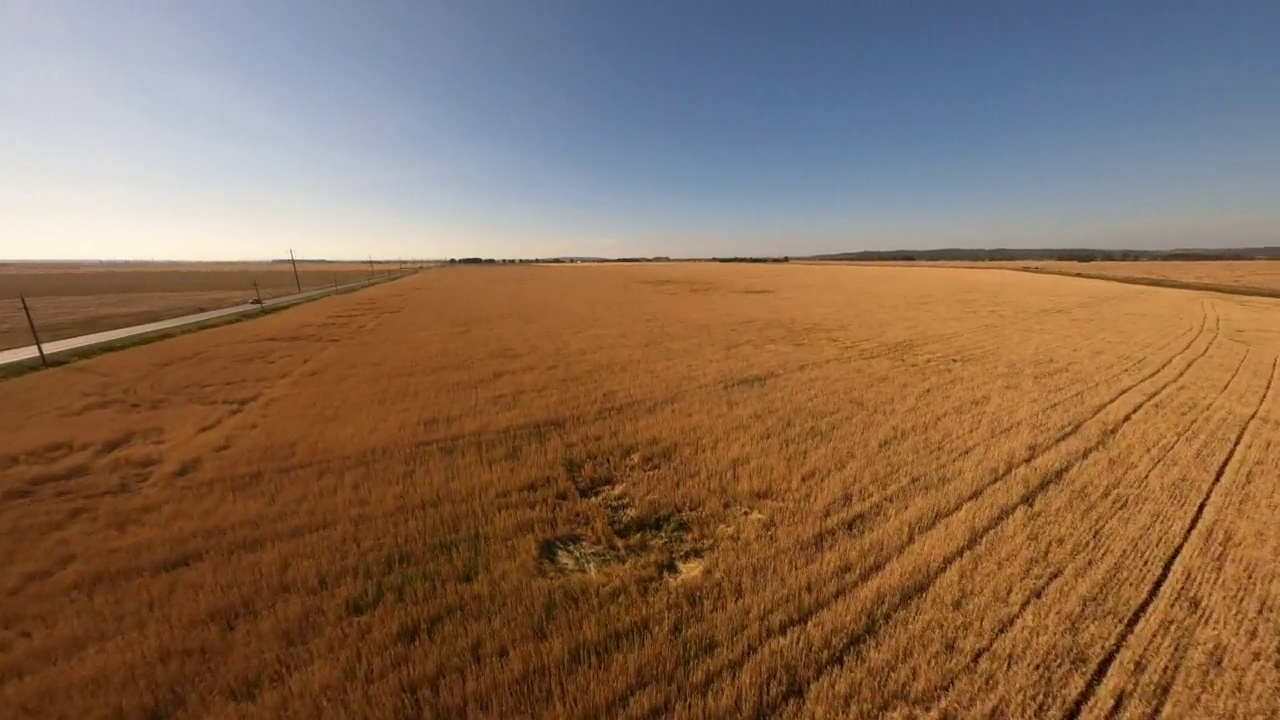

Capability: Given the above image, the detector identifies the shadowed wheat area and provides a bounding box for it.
[2,264,1279,719]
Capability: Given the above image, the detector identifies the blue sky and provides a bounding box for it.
[2,1,1278,260]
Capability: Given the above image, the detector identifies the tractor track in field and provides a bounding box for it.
[505,305,1202,720]
[628,305,1220,720]
[1063,355,1278,720]
[767,304,1223,717]
[787,306,1207,560]
[923,343,1250,717]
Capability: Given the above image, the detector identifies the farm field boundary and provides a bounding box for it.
[1002,265,1280,299]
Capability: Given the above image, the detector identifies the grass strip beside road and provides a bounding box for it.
[0,275,405,382]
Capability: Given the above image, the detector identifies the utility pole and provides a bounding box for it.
[368,256,375,282]
[289,249,301,293]
[253,280,265,312]
[19,295,48,366]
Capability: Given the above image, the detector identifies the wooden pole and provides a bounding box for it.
[20,295,48,366]
[289,249,302,293]
[253,280,265,312]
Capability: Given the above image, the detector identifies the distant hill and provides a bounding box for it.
[807,247,1280,262]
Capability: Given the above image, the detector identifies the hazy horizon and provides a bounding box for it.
[6,240,1280,265]
[4,2,1278,260]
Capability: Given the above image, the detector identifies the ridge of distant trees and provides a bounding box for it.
[445,256,789,265]
[435,247,1280,266]
[805,247,1280,262]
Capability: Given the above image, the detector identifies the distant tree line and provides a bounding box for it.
[446,256,679,265]
[440,247,1280,265]
[806,247,1280,262]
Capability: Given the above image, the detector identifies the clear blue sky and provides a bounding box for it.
[2,1,1278,260]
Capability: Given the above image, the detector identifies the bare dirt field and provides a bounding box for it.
[2,264,1278,719]
[987,259,1280,296]
[0,262,406,350]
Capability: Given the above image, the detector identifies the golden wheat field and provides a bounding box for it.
[2,263,1279,719]
[0,262,404,350]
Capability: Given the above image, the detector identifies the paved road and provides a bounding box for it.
[1,277,389,368]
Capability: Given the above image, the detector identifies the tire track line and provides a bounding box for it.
[1062,355,1278,720]
[764,305,1222,718]
[537,300,1197,720]
[862,313,1197,475]
[658,306,1213,716]
[1144,634,1193,720]
[785,305,1207,561]
[923,345,1249,717]
[561,310,1196,719]
[640,305,1217,719]
[631,304,1203,718]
